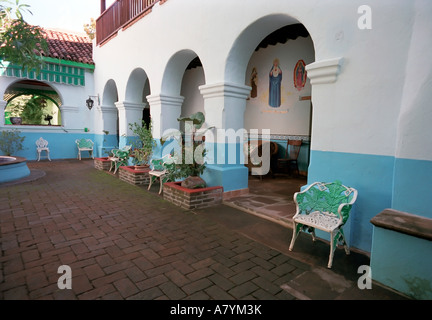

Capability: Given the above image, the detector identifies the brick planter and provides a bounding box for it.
[163,181,223,210]
[94,157,111,171]
[119,166,150,186]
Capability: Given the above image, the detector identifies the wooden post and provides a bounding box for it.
[101,0,106,13]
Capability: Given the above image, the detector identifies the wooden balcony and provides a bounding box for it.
[96,0,159,46]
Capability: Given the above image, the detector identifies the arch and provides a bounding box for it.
[6,92,60,107]
[3,79,63,126]
[102,79,119,107]
[225,14,313,85]
[125,68,150,104]
[180,57,206,119]
[226,13,316,204]
[161,49,204,96]
[125,68,151,126]
[3,79,63,106]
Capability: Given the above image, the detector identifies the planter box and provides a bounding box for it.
[119,166,150,186]
[163,181,223,210]
[94,157,111,171]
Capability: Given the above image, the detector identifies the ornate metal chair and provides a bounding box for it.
[108,146,131,174]
[75,138,94,160]
[289,181,358,268]
[147,158,167,194]
[36,137,51,161]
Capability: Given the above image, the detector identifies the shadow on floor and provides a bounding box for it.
[224,173,307,226]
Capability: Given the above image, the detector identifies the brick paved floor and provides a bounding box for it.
[0,160,408,301]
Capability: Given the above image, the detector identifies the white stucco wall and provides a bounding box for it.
[180,67,205,118]
[245,37,314,135]
[0,70,96,132]
[93,0,418,159]
[395,0,432,162]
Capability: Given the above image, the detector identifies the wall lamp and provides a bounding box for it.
[86,94,100,110]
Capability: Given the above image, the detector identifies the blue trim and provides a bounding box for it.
[159,140,249,192]
[308,150,395,252]
[393,158,432,218]
[202,164,248,192]
[371,226,432,299]
[0,161,30,183]
[9,132,120,160]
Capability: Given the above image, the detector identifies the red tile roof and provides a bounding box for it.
[41,28,94,65]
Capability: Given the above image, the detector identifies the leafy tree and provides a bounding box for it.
[6,94,48,124]
[0,128,25,156]
[83,17,96,40]
[20,95,47,124]
[0,0,48,73]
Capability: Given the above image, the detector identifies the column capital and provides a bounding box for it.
[306,57,344,85]
[115,101,145,111]
[199,82,251,99]
[97,104,118,114]
[146,94,184,106]
[60,105,79,113]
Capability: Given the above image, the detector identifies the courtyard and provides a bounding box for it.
[0,159,407,301]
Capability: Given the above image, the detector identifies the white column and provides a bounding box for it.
[199,82,251,192]
[0,100,6,126]
[115,101,145,137]
[60,105,80,129]
[97,105,118,136]
[199,82,251,131]
[146,94,184,139]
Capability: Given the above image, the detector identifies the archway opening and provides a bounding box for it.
[125,68,151,128]
[180,56,205,131]
[101,79,120,152]
[225,20,316,224]
[4,80,62,126]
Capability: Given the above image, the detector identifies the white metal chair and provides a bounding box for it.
[75,138,94,160]
[108,146,131,174]
[289,181,358,268]
[148,156,174,194]
[148,158,167,194]
[36,137,51,161]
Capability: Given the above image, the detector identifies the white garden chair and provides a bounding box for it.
[36,137,51,161]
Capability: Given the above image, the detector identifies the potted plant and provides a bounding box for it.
[129,120,156,169]
[162,111,212,189]
[0,129,25,156]
[7,104,22,125]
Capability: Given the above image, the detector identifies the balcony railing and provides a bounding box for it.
[96,0,159,45]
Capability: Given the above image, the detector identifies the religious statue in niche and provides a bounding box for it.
[268,58,282,108]
[250,67,258,98]
[294,60,307,91]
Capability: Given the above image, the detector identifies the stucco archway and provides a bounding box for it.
[124,68,151,127]
[99,79,119,151]
[220,14,316,207]
[3,79,63,126]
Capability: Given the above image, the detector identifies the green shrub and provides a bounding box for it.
[0,129,25,156]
